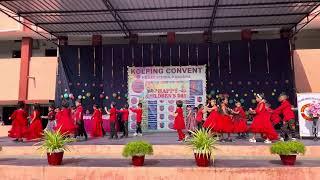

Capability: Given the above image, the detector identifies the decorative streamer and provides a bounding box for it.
[207,46,210,77]
[131,46,134,66]
[151,44,154,66]
[248,42,252,73]
[111,48,114,79]
[93,47,96,77]
[122,47,125,81]
[160,45,162,66]
[101,47,104,80]
[228,43,231,74]
[178,45,181,66]
[217,45,221,78]
[141,45,144,67]
[187,45,190,65]
[288,39,294,71]
[265,41,270,74]
[77,47,81,76]
[169,47,172,66]
[196,46,199,65]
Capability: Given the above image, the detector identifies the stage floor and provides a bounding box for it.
[1,132,320,147]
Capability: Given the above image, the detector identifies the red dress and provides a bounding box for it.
[274,100,295,122]
[8,109,28,138]
[91,109,103,137]
[250,102,278,140]
[55,108,76,135]
[232,107,248,133]
[203,106,220,131]
[266,107,281,125]
[215,104,234,133]
[173,107,185,130]
[26,110,43,140]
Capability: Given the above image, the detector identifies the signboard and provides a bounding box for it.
[128,65,206,131]
[297,93,320,137]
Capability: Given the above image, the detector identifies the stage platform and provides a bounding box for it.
[1,126,320,179]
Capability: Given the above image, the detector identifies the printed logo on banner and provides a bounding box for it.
[128,65,206,131]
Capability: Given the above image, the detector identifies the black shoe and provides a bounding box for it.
[13,139,19,142]
[120,135,125,139]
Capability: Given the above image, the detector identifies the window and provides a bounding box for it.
[12,50,21,58]
[45,49,57,57]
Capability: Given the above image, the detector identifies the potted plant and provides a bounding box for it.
[188,128,217,167]
[270,141,306,165]
[122,140,153,166]
[35,129,74,166]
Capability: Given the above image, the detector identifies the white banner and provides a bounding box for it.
[128,65,207,131]
[297,93,320,137]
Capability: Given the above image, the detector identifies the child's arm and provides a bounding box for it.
[30,111,36,124]
[104,107,110,115]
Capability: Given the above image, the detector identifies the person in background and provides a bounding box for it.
[91,104,104,137]
[173,100,186,141]
[99,107,106,136]
[85,109,90,115]
[118,104,129,138]
[185,105,196,135]
[45,104,56,132]
[55,100,76,136]
[8,101,28,142]
[195,104,205,130]
[274,93,296,141]
[105,102,118,139]
[74,99,88,140]
[26,103,43,140]
[130,103,143,136]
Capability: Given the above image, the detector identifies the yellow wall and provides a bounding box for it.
[294,49,320,93]
[27,57,57,101]
[0,59,20,101]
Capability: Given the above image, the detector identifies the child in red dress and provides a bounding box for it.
[174,100,186,141]
[266,102,281,125]
[195,104,205,130]
[203,99,219,132]
[274,93,296,141]
[26,103,43,140]
[105,102,118,139]
[231,101,248,139]
[119,104,129,138]
[8,101,28,142]
[55,100,76,135]
[45,104,56,132]
[249,94,278,143]
[74,100,88,140]
[218,97,234,142]
[130,103,143,136]
[91,104,104,137]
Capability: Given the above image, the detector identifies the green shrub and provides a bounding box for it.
[122,141,153,157]
[35,128,75,155]
[188,128,217,158]
[270,141,306,155]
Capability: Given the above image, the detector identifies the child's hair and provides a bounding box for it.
[33,103,40,111]
[49,104,55,110]
[235,100,241,105]
[76,99,82,104]
[256,93,265,100]
[176,100,183,107]
[186,105,192,108]
[17,101,25,109]
[197,104,204,109]
[93,104,99,109]
[61,100,69,108]
[193,107,199,111]
[138,103,142,108]
[279,92,288,98]
[111,102,116,107]
[124,104,129,109]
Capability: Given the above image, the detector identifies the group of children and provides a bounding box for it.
[174,93,296,143]
[8,99,144,142]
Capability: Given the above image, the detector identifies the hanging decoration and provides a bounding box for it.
[101,46,104,80]
[93,46,96,77]
[78,95,82,99]
[217,45,221,78]
[69,93,74,99]
[77,47,81,76]
[265,41,270,74]
[86,92,91,97]
[248,42,252,73]
[63,93,69,99]
[228,43,232,74]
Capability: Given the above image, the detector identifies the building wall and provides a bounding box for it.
[294,49,320,93]
[27,57,58,101]
[0,58,20,102]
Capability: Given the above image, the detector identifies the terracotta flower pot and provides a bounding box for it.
[132,155,145,166]
[194,153,211,167]
[47,152,64,166]
[280,155,297,166]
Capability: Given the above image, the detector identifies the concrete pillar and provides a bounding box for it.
[18,37,32,101]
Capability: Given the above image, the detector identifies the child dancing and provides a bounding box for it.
[26,103,43,140]
[185,105,196,134]
[174,100,186,141]
[130,103,143,136]
[105,102,118,139]
[231,101,248,139]
[8,101,28,142]
[249,93,278,143]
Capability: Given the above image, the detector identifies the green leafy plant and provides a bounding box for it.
[188,128,217,158]
[122,141,153,157]
[35,128,75,155]
[270,141,306,155]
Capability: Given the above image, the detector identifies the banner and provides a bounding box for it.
[128,65,206,131]
[297,93,320,137]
